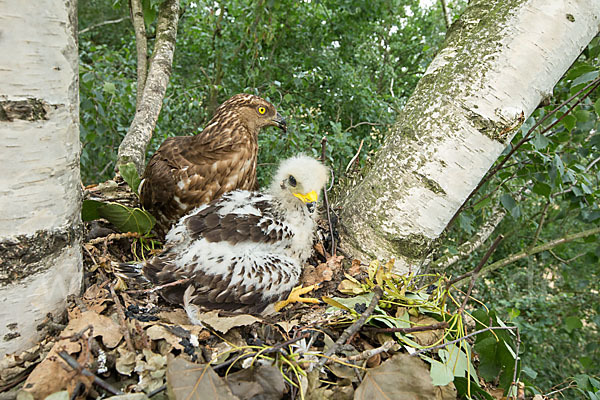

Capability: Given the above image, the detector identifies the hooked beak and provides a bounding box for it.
[293,190,318,212]
[272,112,287,132]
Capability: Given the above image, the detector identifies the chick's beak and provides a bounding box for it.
[273,112,287,132]
[293,190,318,212]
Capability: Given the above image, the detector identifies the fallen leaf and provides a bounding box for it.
[166,355,238,400]
[115,344,137,376]
[354,353,438,400]
[195,311,260,334]
[64,311,123,349]
[81,283,112,314]
[348,259,363,276]
[275,319,298,335]
[146,325,185,350]
[409,315,445,347]
[225,365,285,400]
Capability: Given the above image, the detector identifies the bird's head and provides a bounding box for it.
[270,155,329,212]
[216,94,287,133]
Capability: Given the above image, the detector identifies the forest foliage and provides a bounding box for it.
[78,0,599,398]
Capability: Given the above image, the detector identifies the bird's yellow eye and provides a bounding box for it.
[258,106,266,115]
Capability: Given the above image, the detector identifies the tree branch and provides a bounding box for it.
[452,226,600,286]
[117,0,180,173]
[129,0,148,110]
[439,0,452,29]
[78,17,130,35]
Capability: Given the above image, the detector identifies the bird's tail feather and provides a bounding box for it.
[114,262,149,284]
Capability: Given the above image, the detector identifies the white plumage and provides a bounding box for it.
[137,155,329,316]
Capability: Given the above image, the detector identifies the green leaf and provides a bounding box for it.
[120,162,142,194]
[594,98,600,116]
[81,199,104,221]
[562,114,577,132]
[521,366,537,379]
[572,70,599,87]
[532,182,551,197]
[97,203,155,235]
[531,133,550,150]
[429,359,454,386]
[453,377,494,400]
[565,316,583,332]
[103,81,116,95]
[499,193,520,217]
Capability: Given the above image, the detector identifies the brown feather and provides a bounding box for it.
[139,94,286,237]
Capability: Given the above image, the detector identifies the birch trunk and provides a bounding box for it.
[338,0,600,274]
[0,0,82,356]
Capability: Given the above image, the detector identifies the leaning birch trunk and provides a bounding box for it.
[338,0,600,274]
[0,0,82,357]
[117,0,180,174]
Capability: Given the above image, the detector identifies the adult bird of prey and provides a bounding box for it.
[139,93,287,237]
[121,155,328,318]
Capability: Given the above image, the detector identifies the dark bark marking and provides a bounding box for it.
[0,224,81,285]
[0,99,49,122]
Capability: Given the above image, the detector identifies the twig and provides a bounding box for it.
[148,385,167,397]
[343,121,382,133]
[507,328,522,400]
[363,321,448,334]
[78,16,130,34]
[127,277,190,294]
[450,225,600,287]
[316,286,383,369]
[327,340,396,365]
[320,137,336,256]
[212,332,311,371]
[57,351,124,395]
[457,235,504,314]
[446,235,504,290]
[109,285,135,353]
[530,201,550,248]
[411,325,517,357]
[345,139,364,173]
[86,232,140,245]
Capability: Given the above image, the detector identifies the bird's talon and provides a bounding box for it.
[275,284,321,312]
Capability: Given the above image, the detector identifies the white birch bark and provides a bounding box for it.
[338,0,600,274]
[0,0,82,357]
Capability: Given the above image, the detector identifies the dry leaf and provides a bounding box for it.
[348,259,363,276]
[166,355,238,400]
[410,315,445,347]
[195,311,260,334]
[275,319,298,335]
[81,283,111,314]
[354,353,437,400]
[225,365,285,400]
[64,311,123,349]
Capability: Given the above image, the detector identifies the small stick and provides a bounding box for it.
[320,136,336,256]
[327,340,395,365]
[363,321,448,334]
[456,235,504,314]
[57,351,124,395]
[410,325,517,357]
[212,332,311,371]
[87,232,140,245]
[125,277,190,294]
[345,139,364,173]
[316,286,383,369]
[507,328,522,400]
[109,285,135,353]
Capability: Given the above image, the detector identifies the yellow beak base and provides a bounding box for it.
[293,190,318,204]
